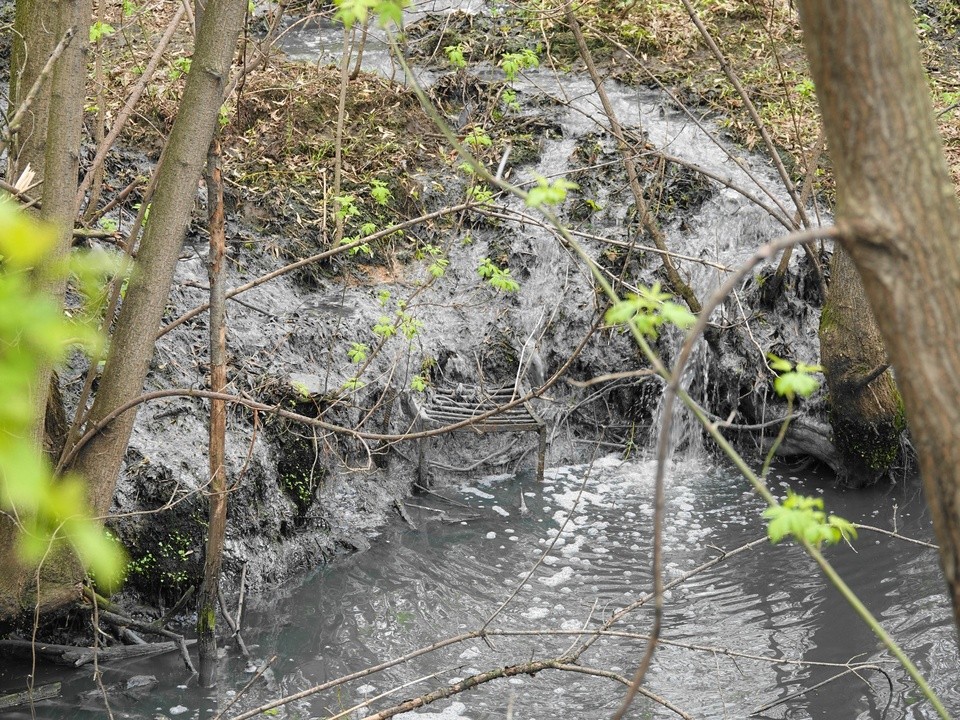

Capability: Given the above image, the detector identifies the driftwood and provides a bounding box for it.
[0,637,196,667]
[0,682,61,709]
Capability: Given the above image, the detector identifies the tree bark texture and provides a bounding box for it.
[0,0,90,620]
[35,0,90,441]
[69,0,247,523]
[819,247,903,486]
[797,0,960,637]
[8,0,59,182]
[197,133,229,688]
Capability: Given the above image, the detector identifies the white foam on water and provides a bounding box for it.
[538,566,575,588]
[522,606,551,620]
[461,487,495,499]
[402,701,474,719]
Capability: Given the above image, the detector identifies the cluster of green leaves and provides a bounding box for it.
[767,353,823,400]
[168,56,192,81]
[465,127,492,149]
[445,44,467,70]
[280,468,316,512]
[415,244,448,278]
[334,0,408,28]
[290,380,312,399]
[369,179,392,206]
[501,88,520,113]
[348,342,369,363]
[498,49,539,112]
[526,175,578,209]
[89,21,116,43]
[335,193,360,220]
[764,491,858,547]
[342,377,365,392]
[335,182,396,256]
[410,373,429,392]
[478,257,520,292]
[373,303,423,341]
[604,282,695,337]
[465,184,494,205]
[0,197,128,588]
[500,48,539,82]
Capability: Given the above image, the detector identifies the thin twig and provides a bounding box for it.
[211,656,277,720]
[158,202,473,338]
[74,5,187,212]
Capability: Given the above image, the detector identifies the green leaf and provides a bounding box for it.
[659,302,696,329]
[348,342,369,363]
[334,0,375,27]
[0,196,58,267]
[774,371,820,399]
[370,179,392,205]
[374,0,405,27]
[65,516,127,591]
[828,515,858,543]
[766,352,793,372]
[525,175,579,209]
[605,300,638,325]
[445,44,467,69]
[89,21,116,43]
[465,127,492,148]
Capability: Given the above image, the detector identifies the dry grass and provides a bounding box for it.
[530,0,960,194]
[83,0,960,218]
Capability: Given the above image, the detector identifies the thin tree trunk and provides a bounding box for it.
[34,0,89,444]
[69,0,247,519]
[197,133,229,688]
[797,0,960,637]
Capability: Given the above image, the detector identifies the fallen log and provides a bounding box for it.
[0,682,61,710]
[0,638,196,667]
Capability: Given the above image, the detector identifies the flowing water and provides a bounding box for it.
[4,458,957,719]
[4,12,956,720]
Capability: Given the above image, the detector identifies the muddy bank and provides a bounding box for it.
[45,2,859,612]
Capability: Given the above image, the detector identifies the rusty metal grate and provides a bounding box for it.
[419,385,547,482]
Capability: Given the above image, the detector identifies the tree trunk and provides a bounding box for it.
[8,0,59,183]
[35,0,90,439]
[819,247,903,486]
[69,0,247,517]
[0,0,90,621]
[797,0,960,638]
[197,133,229,688]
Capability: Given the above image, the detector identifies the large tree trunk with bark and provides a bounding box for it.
[819,247,903,486]
[69,0,247,516]
[797,0,960,638]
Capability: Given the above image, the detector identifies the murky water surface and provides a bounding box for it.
[3,458,957,719]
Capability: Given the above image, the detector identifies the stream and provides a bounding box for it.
[2,457,956,718]
[2,8,957,720]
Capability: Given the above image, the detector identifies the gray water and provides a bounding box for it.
[4,458,956,719]
[222,459,957,720]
